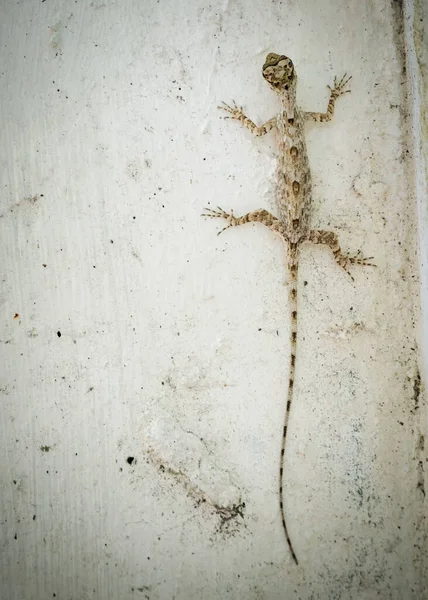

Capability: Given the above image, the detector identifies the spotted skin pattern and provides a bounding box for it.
[202,54,374,565]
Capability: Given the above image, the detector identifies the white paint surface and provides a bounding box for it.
[0,1,426,598]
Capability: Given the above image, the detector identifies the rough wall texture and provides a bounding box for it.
[0,0,426,598]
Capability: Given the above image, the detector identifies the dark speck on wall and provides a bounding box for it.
[57,331,61,337]
[127,456,135,465]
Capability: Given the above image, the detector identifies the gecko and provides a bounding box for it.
[202,53,374,565]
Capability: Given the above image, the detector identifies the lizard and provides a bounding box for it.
[202,53,374,565]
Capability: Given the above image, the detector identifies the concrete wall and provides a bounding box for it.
[0,0,426,598]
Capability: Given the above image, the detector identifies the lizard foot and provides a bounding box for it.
[218,100,246,122]
[338,251,376,282]
[201,206,238,235]
[328,73,352,99]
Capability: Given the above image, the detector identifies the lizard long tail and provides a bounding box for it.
[279,247,299,565]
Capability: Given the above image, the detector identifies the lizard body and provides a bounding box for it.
[203,54,374,565]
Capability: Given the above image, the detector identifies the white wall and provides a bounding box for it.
[0,1,426,598]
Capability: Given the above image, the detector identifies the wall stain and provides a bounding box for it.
[417,460,425,497]
[143,445,245,538]
[412,367,421,413]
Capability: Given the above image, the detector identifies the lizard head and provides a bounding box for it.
[262,54,296,92]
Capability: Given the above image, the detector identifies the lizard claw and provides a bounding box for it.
[201,206,231,218]
[349,249,376,267]
[218,100,245,122]
[328,73,352,98]
[201,206,237,235]
[340,251,376,280]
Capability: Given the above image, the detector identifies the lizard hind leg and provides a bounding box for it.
[308,229,375,281]
[202,207,288,238]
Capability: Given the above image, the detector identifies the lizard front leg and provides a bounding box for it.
[304,74,352,123]
[202,207,288,240]
[308,229,375,281]
[219,101,276,137]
